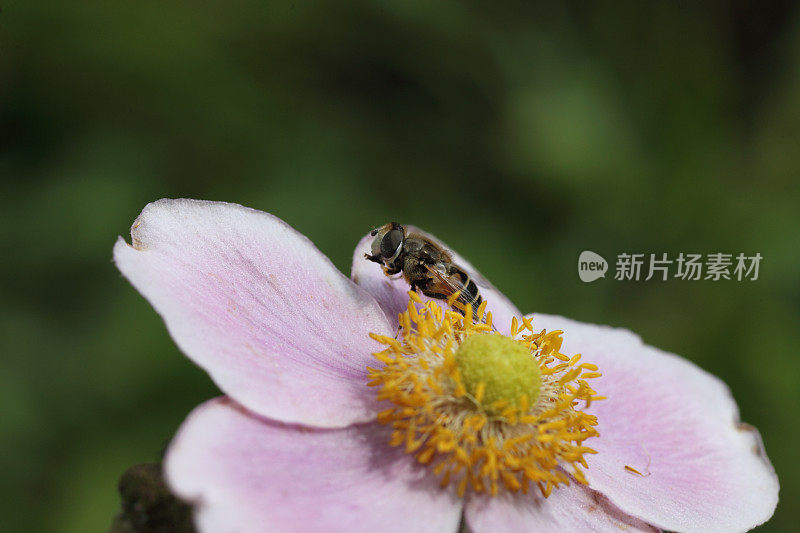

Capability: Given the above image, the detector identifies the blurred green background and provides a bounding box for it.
[1,1,798,531]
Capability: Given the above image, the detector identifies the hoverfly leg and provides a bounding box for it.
[384,263,403,276]
[364,252,383,264]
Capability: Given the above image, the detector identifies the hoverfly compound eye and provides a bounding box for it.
[370,231,384,257]
[380,229,404,260]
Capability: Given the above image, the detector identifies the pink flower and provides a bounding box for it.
[114,199,778,532]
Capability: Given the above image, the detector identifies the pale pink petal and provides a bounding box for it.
[351,227,521,334]
[466,482,659,533]
[526,313,779,533]
[114,199,393,428]
[165,397,463,533]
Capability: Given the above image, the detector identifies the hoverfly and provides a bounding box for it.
[365,222,485,322]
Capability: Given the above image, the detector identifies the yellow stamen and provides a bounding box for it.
[367,294,602,497]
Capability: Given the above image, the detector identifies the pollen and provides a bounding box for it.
[367,296,602,498]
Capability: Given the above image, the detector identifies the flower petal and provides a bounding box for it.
[465,483,658,533]
[114,199,393,428]
[351,226,521,334]
[527,313,779,533]
[165,397,463,533]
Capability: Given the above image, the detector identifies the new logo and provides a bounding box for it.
[578,251,608,282]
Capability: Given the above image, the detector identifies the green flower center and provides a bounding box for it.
[454,334,541,414]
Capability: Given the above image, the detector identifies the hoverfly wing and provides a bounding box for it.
[406,226,510,328]
[408,227,493,289]
[422,263,466,300]
[422,263,485,323]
